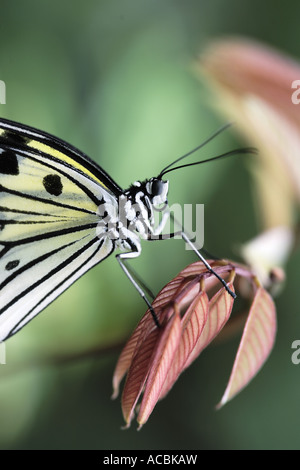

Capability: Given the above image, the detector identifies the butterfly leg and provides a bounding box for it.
[180,232,236,299]
[118,261,156,300]
[146,230,236,299]
[151,209,170,236]
[149,208,236,298]
[116,250,160,328]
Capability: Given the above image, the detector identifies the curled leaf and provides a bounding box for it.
[198,38,300,229]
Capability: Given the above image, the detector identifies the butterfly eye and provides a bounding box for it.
[151,179,164,196]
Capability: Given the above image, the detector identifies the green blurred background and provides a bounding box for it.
[0,0,299,450]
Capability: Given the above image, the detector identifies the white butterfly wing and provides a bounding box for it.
[0,119,120,341]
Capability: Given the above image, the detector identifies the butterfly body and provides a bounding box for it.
[0,118,169,341]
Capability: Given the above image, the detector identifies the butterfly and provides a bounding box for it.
[0,118,240,342]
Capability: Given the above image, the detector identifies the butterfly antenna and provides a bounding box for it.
[159,122,233,177]
[160,147,257,177]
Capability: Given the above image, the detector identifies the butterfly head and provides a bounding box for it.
[145,177,169,208]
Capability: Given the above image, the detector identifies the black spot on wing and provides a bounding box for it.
[0,150,19,175]
[5,259,20,271]
[43,174,63,196]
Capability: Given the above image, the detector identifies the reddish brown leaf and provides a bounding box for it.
[137,309,182,428]
[112,276,186,399]
[114,257,278,428]
[217,287,276,408]
[112,311,152,399]
[121,325,161,427]
[183,283,235,370]
[158,290,209,400]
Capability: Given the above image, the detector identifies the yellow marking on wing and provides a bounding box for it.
[27,139,107,189]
